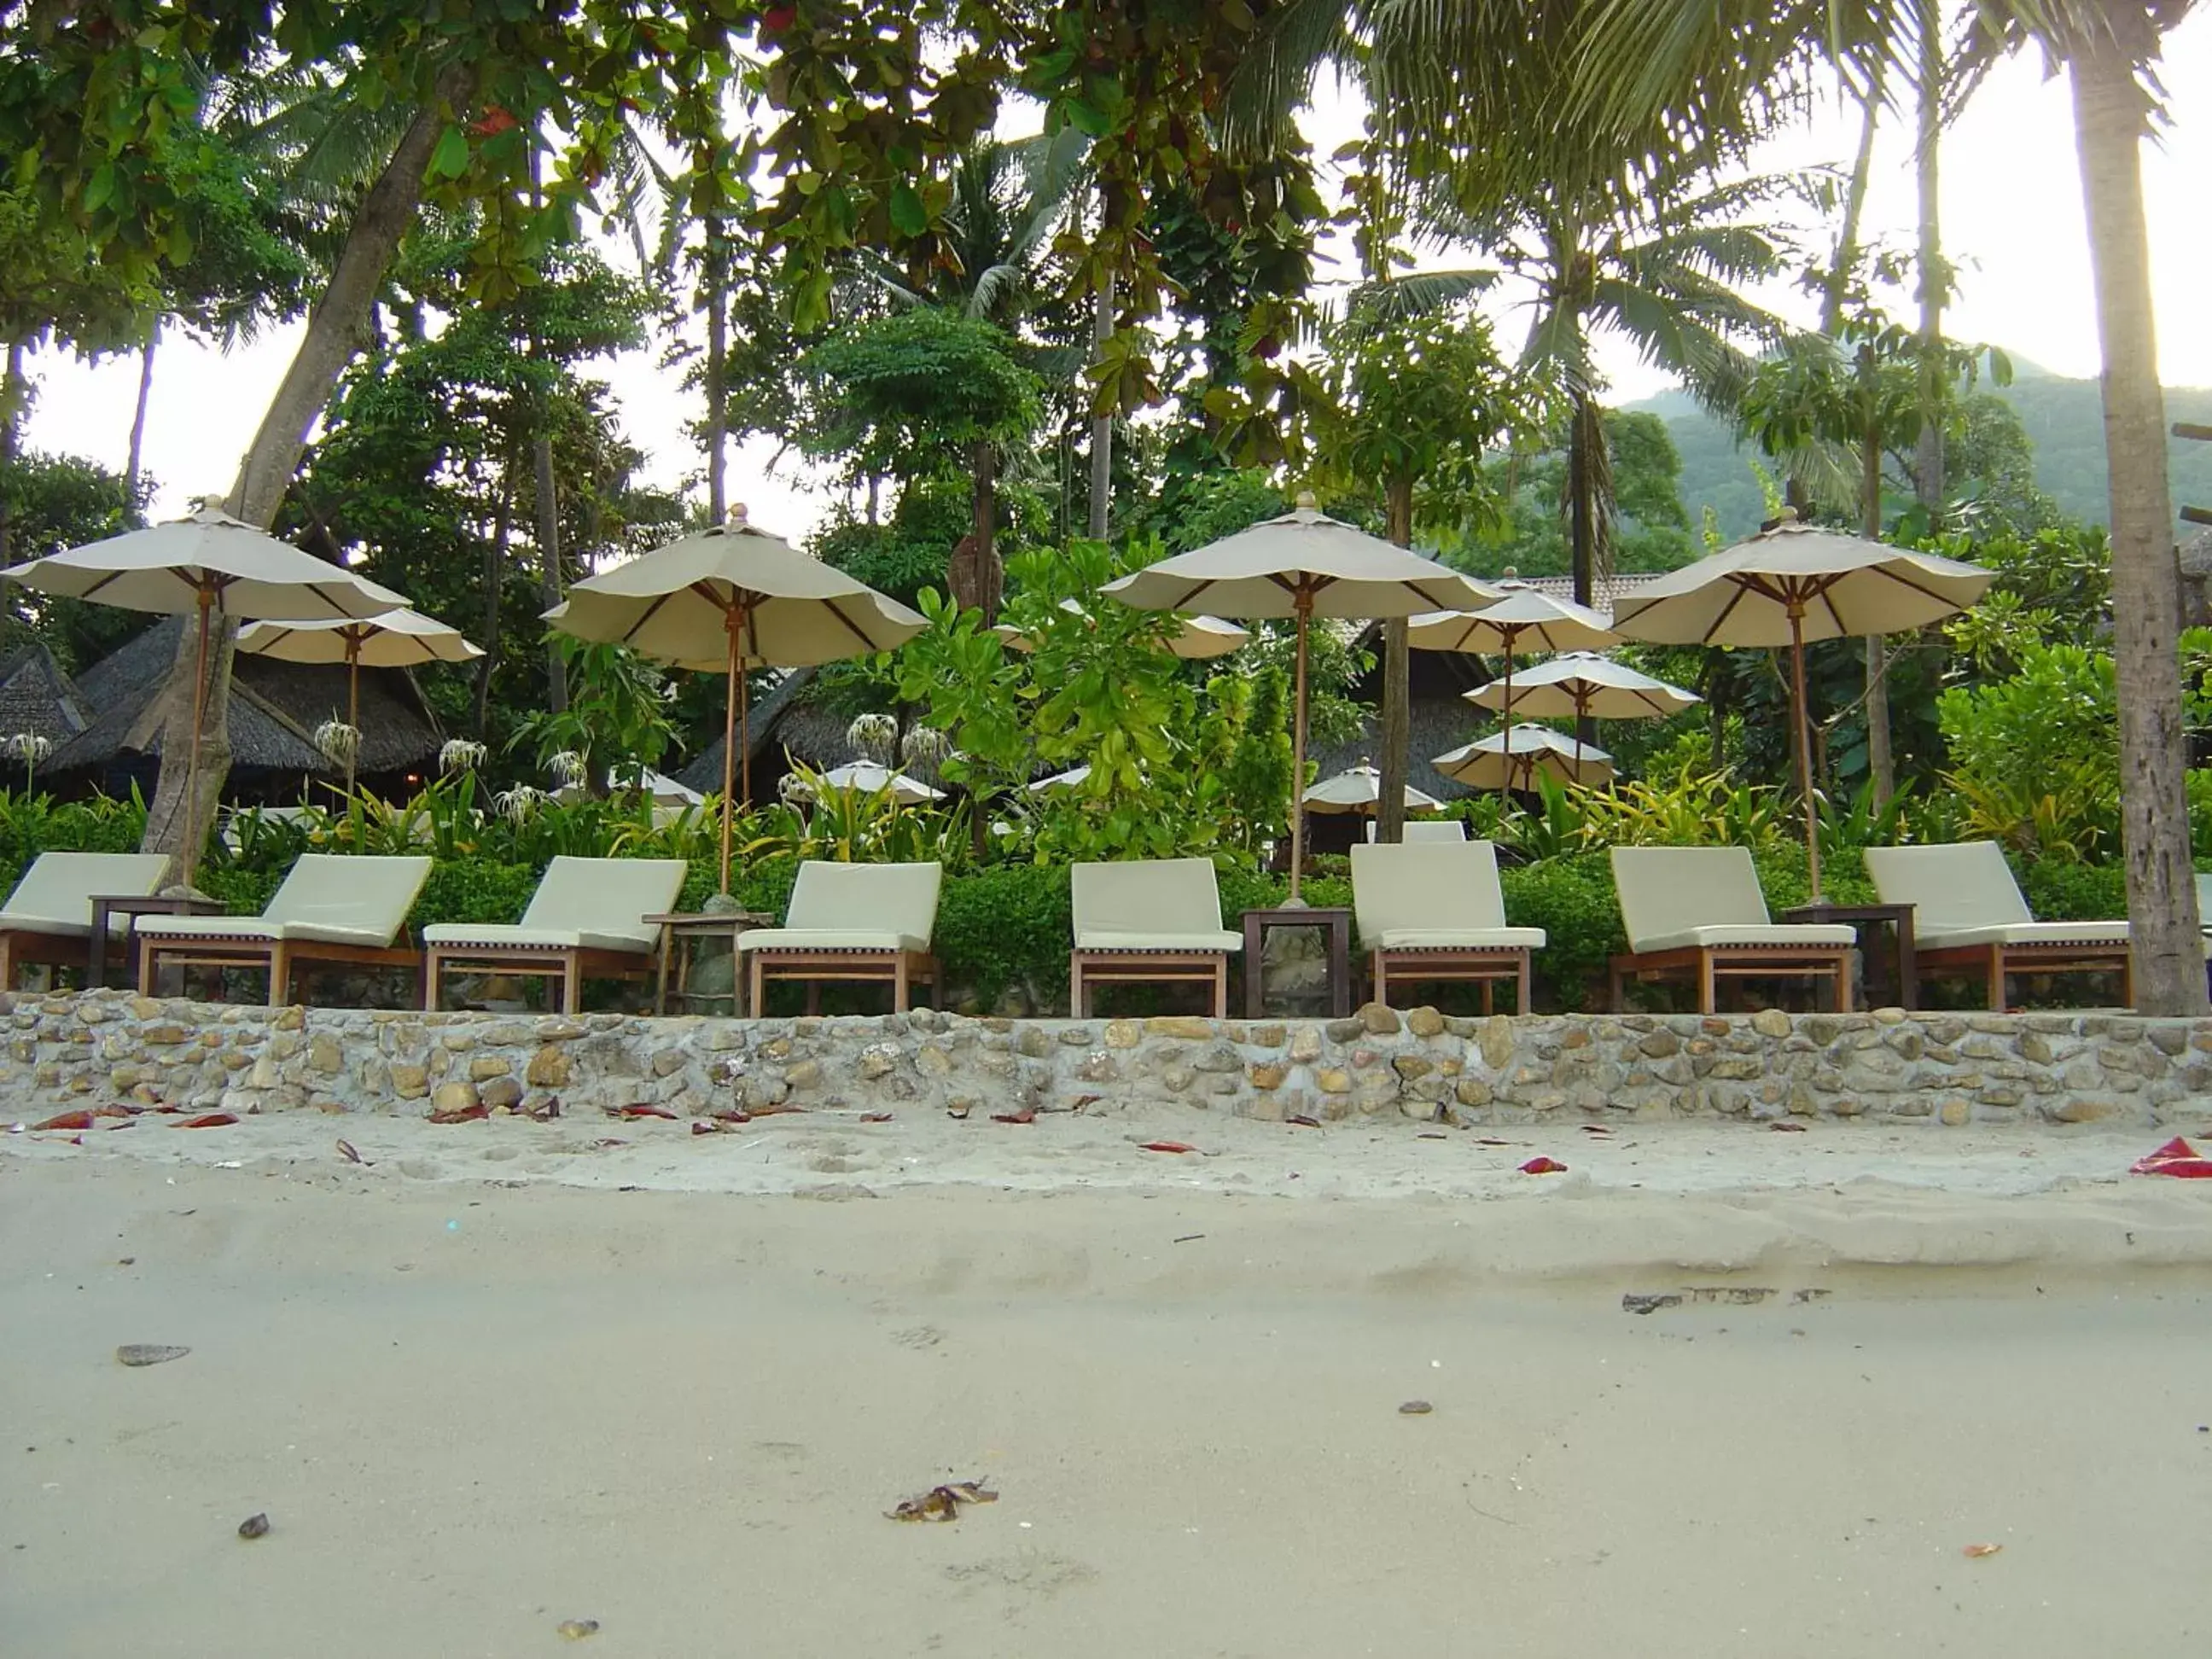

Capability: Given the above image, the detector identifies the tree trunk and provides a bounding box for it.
[1913,0,1946,512]
[1567,391,1606,750]
[534,431,566,714]
[474,482,513,737]
[0,335,24,568]
[948,439,1002,620]
[125,316,160,499]
[703,216,729,522]
[139,61,476,870]
[1820,90,1881,335]
[2069,30,2203,1016]
[1376,474,1415,846]
[1087,267,1115,541]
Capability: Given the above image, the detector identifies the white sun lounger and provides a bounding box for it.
[737,860,942,1013]
[1068,857,1241,1016]
[422,856,686,1013]
[1865,841,2132,1009]
[1363,819,1469,843]
[1351,840,1544,1011]
[0,852,172,987]
[1610,847,1855,1013]
[137,853,432,1005]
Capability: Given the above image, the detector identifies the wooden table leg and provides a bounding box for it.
[87,899,112,989]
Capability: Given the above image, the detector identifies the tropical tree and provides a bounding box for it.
[1575,0,2204,1012]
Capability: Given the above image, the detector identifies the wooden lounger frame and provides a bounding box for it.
[748,946,938,1015]
[1371,946,1533,1014]
[424,943,658,1014]
[1914,940,2133,1010]
[0,928,96,990]
[1068,948,1231,1018]
[1609,943,1854,1015]
[140,934,423,1006]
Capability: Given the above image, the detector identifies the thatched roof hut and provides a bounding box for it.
[44,616,445,803]
[0,639,96,752]
[672,668,855,805]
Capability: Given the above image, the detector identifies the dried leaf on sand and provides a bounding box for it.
[1962,1542,2004,1558]
[237,1512,270,1540]
[116,1344,189,1367]
[556,1618,601,1639]
[887,1479,999,1522]
[991,1107,1037,1125]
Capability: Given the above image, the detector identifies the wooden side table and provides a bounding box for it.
[1778,901,1917,1010]
[1241,906,1354,1020]
[87,894,225,989]
[645,911,771,1016]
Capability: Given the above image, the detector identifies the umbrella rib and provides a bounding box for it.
[822,594,885,654]
[1699,579,1756,645]
[624,590,679,647]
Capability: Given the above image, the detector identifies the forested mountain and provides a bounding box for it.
[1635,365,2212,538]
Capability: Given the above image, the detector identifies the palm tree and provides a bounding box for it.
[1575,0,2204,1015]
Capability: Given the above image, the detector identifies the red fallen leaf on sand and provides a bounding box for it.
[1139,1141,1196,1154]
[2132,1137,2212,1178]
[1288,1115,1321,1127]
[617,1104,678,1121]
[859,1111,893,1123]
[428,1104,489,1125]
[32,1110,95,1132]
[1770,1121,1808,1133]
[176,1112,237,1129]
[992,1106,1038,1125]
[707,1108,749,1123]
[1518,1156,1568,1175]
[690,1121,723,1136]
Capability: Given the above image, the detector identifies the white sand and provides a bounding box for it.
[7,1107,2212,1655]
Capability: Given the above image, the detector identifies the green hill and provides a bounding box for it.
[1628,371,2212,539]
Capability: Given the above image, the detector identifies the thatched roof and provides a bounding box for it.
[47,616,445,778]
[674,667,850,798]
[1508,572,1664,613]
[0,640,95,748]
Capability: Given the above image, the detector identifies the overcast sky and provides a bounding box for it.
[18,16,2212,545]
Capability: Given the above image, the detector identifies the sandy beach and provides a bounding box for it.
[8,1107,2212,1656]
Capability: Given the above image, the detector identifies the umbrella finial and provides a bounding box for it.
[1294,489,1318,510]
[1760,506,1802,533]
[726,502,748,528]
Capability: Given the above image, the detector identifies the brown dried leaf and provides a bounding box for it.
[1962,1542,2004,1558]
[336,1139,363,1165]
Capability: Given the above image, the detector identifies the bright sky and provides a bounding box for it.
[17,15,2212,545]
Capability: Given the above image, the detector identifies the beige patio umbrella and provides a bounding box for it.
[1100,493,1502,901]
[1,500,410,888]
[1408,586,1618,743]
[993,598,1249,660]
[1434,724,1617,791]
[548,506,927,893]
[789,760,944,806]
[1302,763,1442,815]
[236,608,482,795]
[1608,516,1993,895]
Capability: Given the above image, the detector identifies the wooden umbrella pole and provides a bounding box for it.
[1289,591,1312,906]
[181,585,213,892]
[1790,601,1822,899]
[346,636,360,799]
[719,607,740,894]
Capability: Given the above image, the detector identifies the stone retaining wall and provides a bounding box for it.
[8,989,2212,1130]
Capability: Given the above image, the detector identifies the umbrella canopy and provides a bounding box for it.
[235,608,481,668]
[2,501,412,888]
[1464,651,1702,721]
[1301,763,1442,815]
[1101,494,1501,900]
[993,599,1250,660]
[236,608,480,795]
[1027,763,1092,794]
[1406,588,1617,655]
[1609,517,1993,894]
[1435,725,1616,791]
[548,506,928,892]
[3,502,409,621]
[789,760,943,805]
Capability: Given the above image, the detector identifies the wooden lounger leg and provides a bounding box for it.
[423,949,443,1012]
[748,952,765,1021]
[1374,952,1390,1010]
[1610,959,1625,1013]
[1517,952,1531,1015]
[265,944,290,1007]
[1986,945,2005,1012]
[2122,947,2135,1010]
[892,952,911,1014]
[0,934,14,993]
[1481,979,1493,1016]
[137,940,160,998]
[1069,954,1086,1019]
[1832,949,1852,1013]
[1211,955,1226,1020]
[561,951,584,1014]
[1696,949,1717,1015]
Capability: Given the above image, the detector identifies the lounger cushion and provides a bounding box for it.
[1073,928,1241,953]
[421,924,657,955]
[135,915,404,949]
[1351,840,1521,946]
[1374,927,1547,951]
[777,859,944,948]
[1863,842,2036,931]
[737,929,929,954]
[1,851,172,934]
[1610,847,1792,953]
[1632,923,1858,952]
[1071,858,1233,948]
[512,856,690,952]
[1918,921,2132,951]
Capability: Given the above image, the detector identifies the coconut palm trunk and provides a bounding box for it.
[1376,474,1416,845]
[140,61,478,871]
[2068,24,2204,1016]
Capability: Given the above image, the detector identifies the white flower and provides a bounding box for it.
[492,786,547,824]
[439,738,488,774]
[900,725,949,768]
[548,750,590,789]
[313,720,362,765]
[6,732,53,765]
[846,713,897,764]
